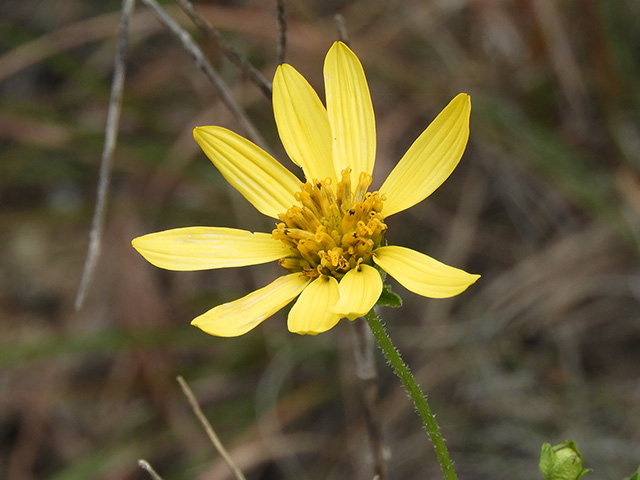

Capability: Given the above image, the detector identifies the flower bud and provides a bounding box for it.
[539,440,591,480]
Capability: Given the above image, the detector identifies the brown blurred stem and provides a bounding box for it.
[140,0,266,148]
[351,317,387,480]
[276,0,287,64]
[75,0,134,311]
[173,0,272,99]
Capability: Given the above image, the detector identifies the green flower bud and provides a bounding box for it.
[539,440,591,480]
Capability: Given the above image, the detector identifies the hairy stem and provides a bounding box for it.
[364,309,458,480]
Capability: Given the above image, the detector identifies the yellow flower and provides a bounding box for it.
[132,41,479,337]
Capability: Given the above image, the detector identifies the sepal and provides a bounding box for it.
[375,283,403,308]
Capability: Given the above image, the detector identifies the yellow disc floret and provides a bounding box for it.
[272,168,387,279]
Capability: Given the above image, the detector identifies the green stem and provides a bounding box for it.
[365,308,458,480]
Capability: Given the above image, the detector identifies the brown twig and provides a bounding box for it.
[75,0,135,310]
[176,376,248,480]
[173,0,272,99]
[351,317,388,480]
[140,0,267,149]
[276,0,287,64]
[137,459,165,480]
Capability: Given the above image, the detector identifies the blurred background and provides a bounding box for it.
[1,0,639,479]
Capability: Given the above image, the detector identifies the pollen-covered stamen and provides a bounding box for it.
[335,167,352,210]
[273,169,387,280]
[353,171,372,202]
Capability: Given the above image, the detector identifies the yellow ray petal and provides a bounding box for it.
[324,41,376,182]
[380,93,471,217]
[288,275,342,335]
[373,246,479,298]
[273,64,335,183]
[193,126,301,219]
[131,227,289,271]
[331,264,382,320]
[192,273,310,337]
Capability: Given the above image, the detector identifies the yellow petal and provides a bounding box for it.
[131,227,288,271]
[192,273,310,337]
[380,93,471,217]
[324,41,376,182]
[288,275,342,335]
[273,64,335,183]
[373,246,479,298]
[193,126,301,219]
[331,264,383,320]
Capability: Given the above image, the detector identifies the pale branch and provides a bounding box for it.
[173,0,272,99]
[335,14,349,45]
[137,459,165,480]
[140,0,267,149]
[75,0,135,310]
[177,376,248,480]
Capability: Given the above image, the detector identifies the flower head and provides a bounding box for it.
[132,42,479,336]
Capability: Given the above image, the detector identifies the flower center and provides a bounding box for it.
[273,168,387,280]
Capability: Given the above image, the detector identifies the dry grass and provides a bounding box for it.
[1,1,639,479]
